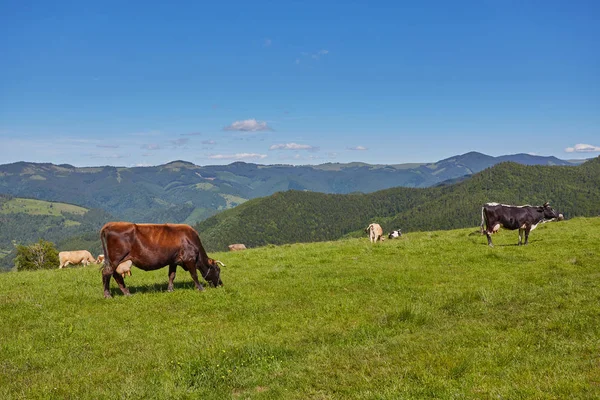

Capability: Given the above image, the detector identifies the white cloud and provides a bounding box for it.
[565,143,600,153]
[264,38,272,47]
[269,142,319,151]
[223,119,273,132]
[347,146,368,151]
[96,144,119,149]
[202,140,216,145]
[141,143,161,150]
[208,153,267,160]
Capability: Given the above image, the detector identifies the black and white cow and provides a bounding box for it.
[481,202,560,247]
[388,229,402,239]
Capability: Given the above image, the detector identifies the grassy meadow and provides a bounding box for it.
[1,217,599,399]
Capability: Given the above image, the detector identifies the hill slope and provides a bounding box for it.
[0,152,577,224]
[0,195,113,271]
[1,218,599,398]
[195,157,600,251]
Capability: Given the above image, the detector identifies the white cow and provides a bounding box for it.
[365,223,384,243]
[388,229,402,239]
[58,250,96,269]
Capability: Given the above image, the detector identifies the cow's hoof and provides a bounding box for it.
[104,292,112,299]
[167,287,174,292]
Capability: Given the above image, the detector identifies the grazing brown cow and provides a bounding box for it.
[100,222,224,298]
[59,250,96,268]
[228,244,247,251]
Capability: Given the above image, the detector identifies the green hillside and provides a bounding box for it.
[195,157,600,251]
[0,152,578,224]
[1,218,598,398]
[0,195,113,271]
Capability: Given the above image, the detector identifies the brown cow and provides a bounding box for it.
[228,244,247,251]
[100,222,224,298]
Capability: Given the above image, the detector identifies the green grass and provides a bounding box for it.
[0,198,87,216]
[1,218,599,399]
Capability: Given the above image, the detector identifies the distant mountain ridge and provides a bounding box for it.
[0,152,578,224]
[195,157,600,251]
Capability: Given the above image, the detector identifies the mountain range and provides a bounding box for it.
[0,152,581,224]
[195,157,600,251]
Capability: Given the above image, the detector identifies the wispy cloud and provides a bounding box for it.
[202,140,216,145]
[141,143,161,150]
[269,142,319,152]
[347,146,368,151]
[298,49,330,63]
[312,49,329,59]
[130,131,161,137]
[223,119,273,132]
[96,144,119,149]
[89,153,126,159]
[209,153,267,160]
[264,38,272,47]
[565,143,600,153]
[170,138,190,147]
[180,132,202,136]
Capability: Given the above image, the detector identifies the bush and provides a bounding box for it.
[15,240,59,271]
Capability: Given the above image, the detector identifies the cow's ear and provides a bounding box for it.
[543,202,550,208]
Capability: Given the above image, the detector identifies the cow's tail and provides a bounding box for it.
[100,227,111,272]
[480,206,486,235]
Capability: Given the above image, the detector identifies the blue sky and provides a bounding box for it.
[1,0,598,167]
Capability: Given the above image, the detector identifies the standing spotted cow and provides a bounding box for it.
[481,202,560,247]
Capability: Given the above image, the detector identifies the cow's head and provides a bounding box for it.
[539,202,560,220]
[204,258,224,287]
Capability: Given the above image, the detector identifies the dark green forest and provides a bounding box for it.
[195,158,600,251]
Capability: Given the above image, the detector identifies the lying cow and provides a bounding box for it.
[228,244,247,251]
[365,223,384,243]
[59,250,96,269]
[481,202,560,247]
[100,222,224,298]
[388,229,402,239]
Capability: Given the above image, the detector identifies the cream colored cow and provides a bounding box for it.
[365,223,384,243]
[58,250,96,268]
[228,244,247,251]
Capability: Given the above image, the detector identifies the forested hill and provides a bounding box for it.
[0,152,578,224]
[195,157,600,251]
[0,195,113,271]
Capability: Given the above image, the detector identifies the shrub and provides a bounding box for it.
[15,239,59,271]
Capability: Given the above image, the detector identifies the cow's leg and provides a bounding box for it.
[518,229,523,245]
[485,231,493,247]
[112,271,131,296]
[102,267,113,298]
[184,261,205,292]
[524,227,531,245]
[167,264,177,292]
